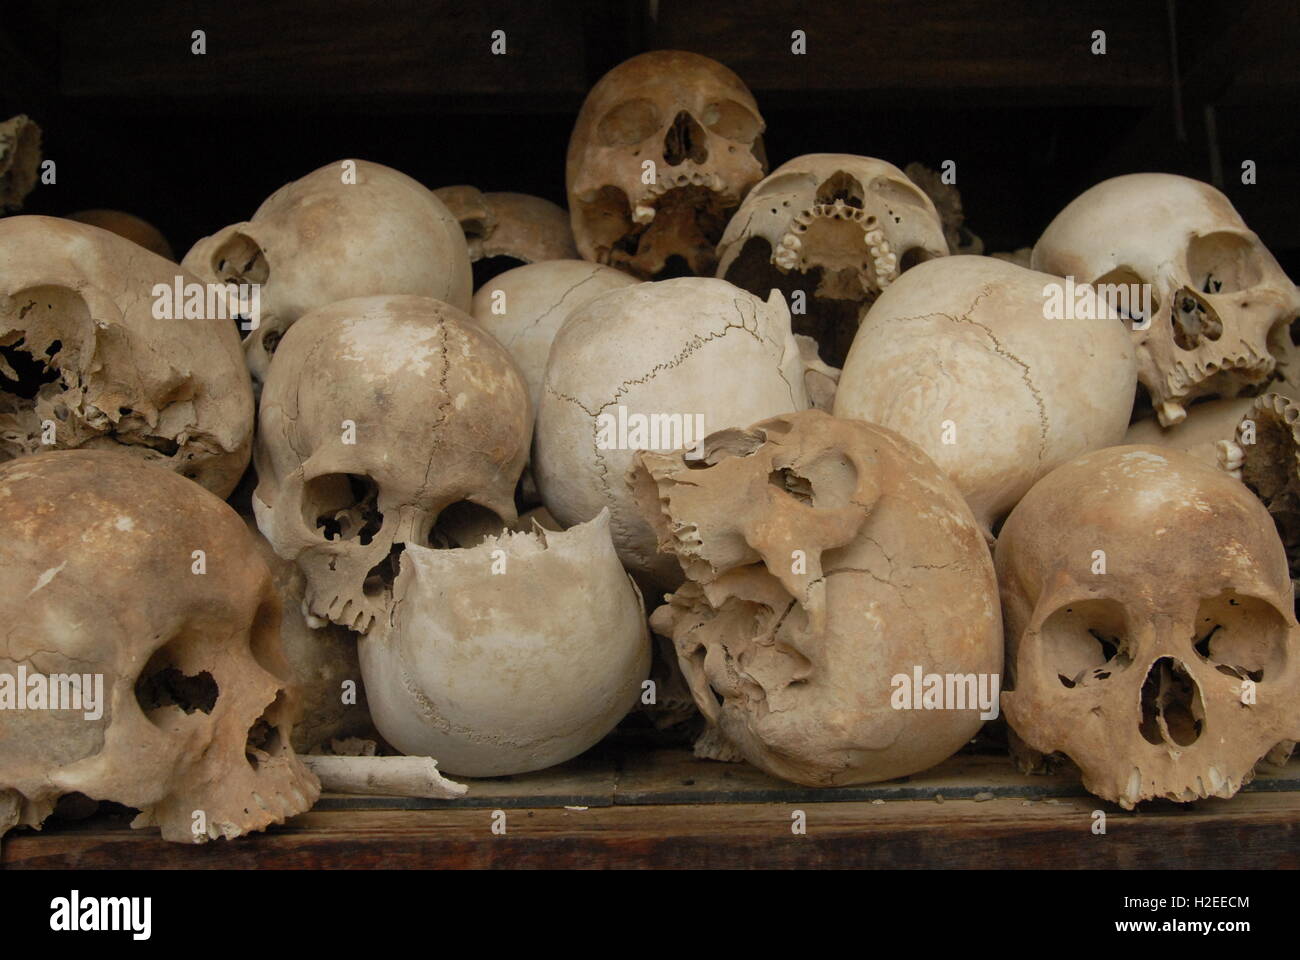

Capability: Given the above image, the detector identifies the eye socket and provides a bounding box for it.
[701,99,762,142]
[1192,591,1288,682]
[597,98,661,147]
[302,473,383,545]
[1040,599,1132,689]
[1186,232,1262,294]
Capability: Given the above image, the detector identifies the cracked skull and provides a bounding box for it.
[834,255,1137,535]
[566,50,767,279]
[1032,173,1300,427]
[998,444,1300,807]
[253,294,530,634]
[183,159,472,383]
[0,450,319,843]
[631,409,1002,786]
[533,277,811,587]
[0,215,254,498]
[717,154,948,366]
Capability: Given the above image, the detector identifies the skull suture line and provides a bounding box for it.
[717,154,948,366]
[1032,173,1300,427]
[253,294,531,634]
[0,216,254,498]
[184,159,472,384]
[998,445,1300,807]
[567,50,767,279]
[0,450,319,843]
[633,409,1003,786]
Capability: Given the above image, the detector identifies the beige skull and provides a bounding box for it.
[253,295,530,634]
[0,450,319,843]
[0,115,40,212]
[0,216,254,498]
[1032,173,1300,427]
[183,159,472,383]
[434,185,577,264]
[358,509,651,777]
[533,278,809,588]
[833,255,1137,535]
[998,444,1300,807]
[633,409,1003,786]
[717,154,948,365]
[567,50,767,279]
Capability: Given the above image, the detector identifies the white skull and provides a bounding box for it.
[471,259,638,413]
[533,277,810,587]
[998,444,1300,807]
[0,450,320,843]
[433,185,578,264]
[183,159,472,383]
[1032,173,1300,426]
[632,410,1003,786]
[0,216,254,498]
[566,50,767,279]
[253,294,530,633]
[834,255,1137,535]
[716,154,948,364]
[358,509,651,776]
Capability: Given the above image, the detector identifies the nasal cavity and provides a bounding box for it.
[363,542,405,597]
[663,111,708,167]
[1138,657,1204,746]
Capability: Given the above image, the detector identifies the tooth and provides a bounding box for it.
[1216,440,1244,476]
[877,240,892,256]
[633,204,656,224]
[1158,400,1188,426]
[779,233,801,250]
[865,229,884,246]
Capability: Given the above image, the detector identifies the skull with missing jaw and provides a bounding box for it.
[567,50,767,279]
[717,154,948,365]
[0,450,319,843]
[998,445,1300,807]
[1032,173,1300,427]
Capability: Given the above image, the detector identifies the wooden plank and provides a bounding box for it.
[7,789,1300,869]
[650,0,1171,106]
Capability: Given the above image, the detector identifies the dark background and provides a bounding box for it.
[2,0,1297,273]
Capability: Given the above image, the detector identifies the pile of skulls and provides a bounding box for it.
[2,50,1299,849]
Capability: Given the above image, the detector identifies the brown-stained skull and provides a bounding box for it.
[566,50,767,279]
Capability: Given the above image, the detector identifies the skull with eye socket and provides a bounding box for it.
[998,444,1300,807]
[252,295,531,634]
[566,50,767,279]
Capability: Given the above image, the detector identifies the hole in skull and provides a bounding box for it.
[768,467,814,505]
[305,473,383,545]
[1170,288,1223,350]
[135,662,219,716]
[1191,591,1286,682]
[663,110,708,166]
[1092,267,1159,328]
[212,232,269,286]
[261,328,283,357]
[1040,599,1131,689]
[701,99,762,143]
[245,692,288,771]
[596,97,661,148]
[1138,657,1203,747]
[363,542,405,597]
[1186,232,1262,295]
[428,500,506,549]
[815,171,865,209]
[0,337,61,401]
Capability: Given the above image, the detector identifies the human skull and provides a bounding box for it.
[533,277,809,587]
[717,154,948,365]
[0,450,320,843]
[997,444,1300,807]
[358,509,650,776]
[0,115,40,212]
[567,50,767,279]
[1221,393,1300,585]
[1032,173,1300,427]
[834,255,1137,535]
[68,209,174,260]
[183,159,472,383]
[253,294,530,634]
[247,520,378,753]
[434,185,578,264]
[0,215,254,498]
[632,409,1002,786]
[471,259,638,413]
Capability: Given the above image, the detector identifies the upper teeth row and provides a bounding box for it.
[769,221,900,288]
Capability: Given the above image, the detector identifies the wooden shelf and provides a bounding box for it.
[6,747,1300,868]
